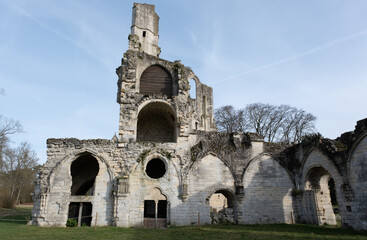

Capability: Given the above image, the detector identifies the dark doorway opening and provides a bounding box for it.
[157,200,167,218]
[68,202,93,226]
[328,178,341,226]
[144,200,155,218]
[143,188,168,228]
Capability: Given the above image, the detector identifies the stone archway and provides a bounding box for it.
[208,189,236,224]
[68,154,99,226]
[303,166,338,225]
[70,154,99,196]
[137,102,176,142]
[143,188,168,228]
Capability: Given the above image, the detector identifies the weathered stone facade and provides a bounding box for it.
[31,3,367,230]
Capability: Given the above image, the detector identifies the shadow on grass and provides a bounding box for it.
[200,224,367,238]
[0,207,31,225]
[1,220,367,240]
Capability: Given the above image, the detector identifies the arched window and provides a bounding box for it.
[189,79,196,99]
[140,65,173,96]
[137,102,176,142]
[68,154,99,227]
[70,154,99,195]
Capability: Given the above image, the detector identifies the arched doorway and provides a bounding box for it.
[68,154,99,226]
[137,102,176,142]
[303,166,339,225]
[143,188,168,228]
[208,190,236,224]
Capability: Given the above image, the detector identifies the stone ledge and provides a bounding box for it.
[47,138,113,146]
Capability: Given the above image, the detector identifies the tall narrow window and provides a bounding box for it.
[189,79,196,99]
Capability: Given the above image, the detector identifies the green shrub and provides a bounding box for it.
[66,219,77,227]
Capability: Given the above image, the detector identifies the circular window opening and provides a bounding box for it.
[145,158,166,179]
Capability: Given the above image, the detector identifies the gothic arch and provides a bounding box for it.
[188,153,236,193]
[300,149,343,190]
[187,152,236,182]
[241,153,294,184]
[142,187,169,203]
[346,133,367,182]
[47,149,114,187]
[345,133,367,230]
[300,148,347,226]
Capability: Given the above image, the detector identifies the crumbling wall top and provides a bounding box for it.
[132,3,159,35]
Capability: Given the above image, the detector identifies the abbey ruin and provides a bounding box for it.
[31,3,367,230]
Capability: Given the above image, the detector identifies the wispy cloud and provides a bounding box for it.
[4,1,115,69]
[213,29,367,84]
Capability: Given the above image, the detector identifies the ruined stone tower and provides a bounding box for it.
[129,3,160,57]
[117,3,216,144]
[31,3,367,230]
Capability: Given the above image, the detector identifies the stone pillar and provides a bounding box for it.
[114,176,130,227]
[180,183,189,202]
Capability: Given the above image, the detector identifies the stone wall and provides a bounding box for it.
[32,139,115,226]
[299,149,345,225]
[32,121,367,230]
[348,134,367,230]
[186,154,236,226]
[116,152,180,227]
[242,154,294,224]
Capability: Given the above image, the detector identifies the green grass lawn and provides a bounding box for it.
[0,208,366,240]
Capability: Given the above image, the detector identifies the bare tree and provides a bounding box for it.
[0,116,23,147]
[292,111,316,143]
[0,116,23,171]
[265,105,292,142]
[1,142,38,206]
[0,116,38,207]
[215,103,316,143]
[245,103,272,137]
[214,105,246,133]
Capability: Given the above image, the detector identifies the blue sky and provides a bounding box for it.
[1,0,367,164]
